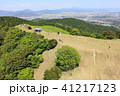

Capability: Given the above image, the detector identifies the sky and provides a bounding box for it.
[0,0,120,11]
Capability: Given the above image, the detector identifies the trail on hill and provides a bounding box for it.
[34,30,120,80]
[17,24,120,80]
[34,42,63,80]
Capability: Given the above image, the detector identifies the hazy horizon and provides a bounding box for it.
[1,7,120,11]
[0,0,120,11]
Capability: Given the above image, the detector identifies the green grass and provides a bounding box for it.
[33,25,70,34]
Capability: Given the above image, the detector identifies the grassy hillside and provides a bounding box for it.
[32,18,119,33]
[34,31,120,80]
[34,26,70,34]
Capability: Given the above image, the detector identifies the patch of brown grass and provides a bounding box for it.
[17,25,120,80]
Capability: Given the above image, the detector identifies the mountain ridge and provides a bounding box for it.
[0,8,120,17]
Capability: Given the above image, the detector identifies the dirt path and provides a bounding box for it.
[34,41,63,80]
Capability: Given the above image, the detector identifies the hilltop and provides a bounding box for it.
[0,16,120,80]
[35,28,120,80]
[16,24,120,80]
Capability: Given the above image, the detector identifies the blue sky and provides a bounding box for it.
[0,0,120,11]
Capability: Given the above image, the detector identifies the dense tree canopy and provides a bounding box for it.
[0,24,58,80]
[17,67,34,80]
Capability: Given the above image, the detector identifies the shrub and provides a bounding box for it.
[28,26,32,30]
[44,66,62,80]
[102,30,116,39]
[81,32,91,37]
[27,54,44,68]
[47,39,58,50]
[17,67,34,80]
[56,46,80,71]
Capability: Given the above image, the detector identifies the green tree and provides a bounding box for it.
[71,28,81,35]
[47,39,58,50]
[4,71,18,80]
[56,46,80,71]
[27,54,44,68]
[17,67,34,80]
[44,66,62,80]
[28,26,32,30]
[4,45,33,74]
[90,33,96,38]
[81,32,91,37]
[94,33,104,39]
[102,30,116,39]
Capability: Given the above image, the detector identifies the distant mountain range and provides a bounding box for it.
[0,8,120,17]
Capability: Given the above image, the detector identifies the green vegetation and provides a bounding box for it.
[28,26,32,30]
[32,18,120,39]
[32,18,119,34]
[0,24,58,80]
[44,66,62,80]
[17,67,34,80]
[1,16,120,40]
[47,39,58,50]
[0,26,9,46]
[27,54,44,68]
[34,26,70,34]
[102,30,116,39]
[43,45,81,80]
[56,46,80,71]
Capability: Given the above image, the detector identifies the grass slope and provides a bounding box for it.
[16,24,120,80]
[34,31,120,80]
[34,26,70,34]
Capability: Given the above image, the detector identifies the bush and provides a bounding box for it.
[47,39,58,50]
[44,66,62,80]
[81,32,91,37]
[56,46,80,71]
[28,26,32,30]
[102,30,116,39]
[71,28,81,35]
[27,54,44,68]
[17,67,34,80]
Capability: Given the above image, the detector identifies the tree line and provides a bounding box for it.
[0,16,120,41]
[33,18,120,39]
